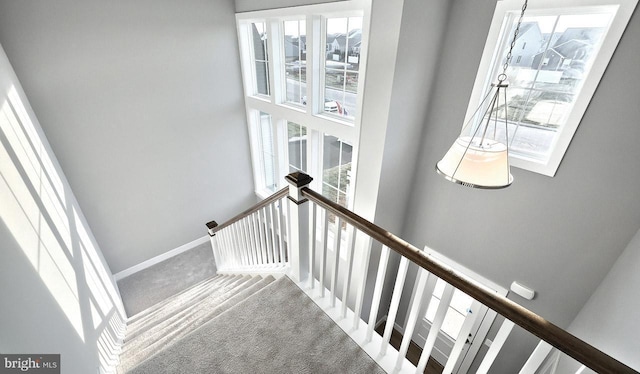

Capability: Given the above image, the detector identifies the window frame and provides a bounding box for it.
[466,0,638,177]
[235,1,370,200]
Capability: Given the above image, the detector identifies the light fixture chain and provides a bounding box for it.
[499,0,528,82]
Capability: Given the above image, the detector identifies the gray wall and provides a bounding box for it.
[400,0,640,369]
[0,0,256,273]
[562,226,640,371]
[0,44,126,373]
[367,0,451,322]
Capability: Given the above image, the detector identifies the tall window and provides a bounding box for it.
[258,112,277,192]
[236,2,369,205]
[251,22,269,96]
[287,122,307,173]
[284,20,306,106]
[323,17,362,120]
[322,135,352,206]
[466,0,637,176]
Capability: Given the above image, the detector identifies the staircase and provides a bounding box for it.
[118,274,275,373]
[118,274,386,374]
[113,172,637,374]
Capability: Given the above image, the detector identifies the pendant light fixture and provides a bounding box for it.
[436,0,528,189]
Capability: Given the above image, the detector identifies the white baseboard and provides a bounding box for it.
[114,236,210,281]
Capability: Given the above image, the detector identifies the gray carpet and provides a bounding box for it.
[118,275,276,373]
[117,241,217,316]
[127,276,386,374]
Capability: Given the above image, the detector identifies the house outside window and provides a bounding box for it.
[465,0,637,176]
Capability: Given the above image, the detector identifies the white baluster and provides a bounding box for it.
[226,229,236,268]
[416,282,454,374]
[366,245,390,343]
[330,217,343,308]
[381,256,410,356]
[220,229,230,268]
[239,221,249,267]
[341,225,357,318]
[309,202,317,289]
[269,204,277,263]
[353,236,372,330]
[210,233,220,269]
[476,319,515,374]
[442,298,482,374]
[395,268,431,371]
[242,218,254,266]
[263,207,273,264]
[320,209,329,297]
[247,214,258,265]
[258,209,268,265]
[253,212,267,265]
[232,223,243,266]
[277,198,285,265]
[283,197,291,264]
[519,341,554,374]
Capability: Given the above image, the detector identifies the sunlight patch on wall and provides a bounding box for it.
[90,300,102,330]
[0,97,84,341]
[1,99,72,252]
[81,240,114,316]
[74,207,125,316]
[7,87,67,206]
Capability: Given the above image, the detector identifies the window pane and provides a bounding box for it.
[287,121,307,173]
[425,289,471,340]
[449,289,473,315]
[324,17,362,119]
[284,20,306,106]
[259,112,276,192]
[485,11,612,162]
[251,22,269,96]
[441,308,467,340]
[322,134,352,207]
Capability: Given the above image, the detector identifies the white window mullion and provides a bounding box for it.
[266,18,280,104]
[308,129,323,192]
[247,110,266,194]
[274,117,288,188]
[236,23,256,97]
[307,15,322,115]
[319,15,330,115]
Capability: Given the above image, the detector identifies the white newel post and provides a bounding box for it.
[206,220,221,269]
[285,172,312,283]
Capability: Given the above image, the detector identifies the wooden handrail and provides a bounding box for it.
[207,187,288,235]
[301,187,637,374]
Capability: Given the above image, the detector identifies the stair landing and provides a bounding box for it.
[125,275,385,374]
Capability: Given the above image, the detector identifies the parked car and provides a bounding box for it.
[301,96,349,116]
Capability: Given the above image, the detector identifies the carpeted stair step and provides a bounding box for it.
[123,275,259,344]
[117,275,276,373]
[124,275,252,341]
[125,274,242,336]
[125,275,385,374]
[126,274,233,323]
[120,275,274,360]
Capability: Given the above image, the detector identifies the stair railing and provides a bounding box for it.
[207,187,289,273]
[207,172,637,374]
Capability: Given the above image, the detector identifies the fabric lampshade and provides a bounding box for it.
[436,136,512,189]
